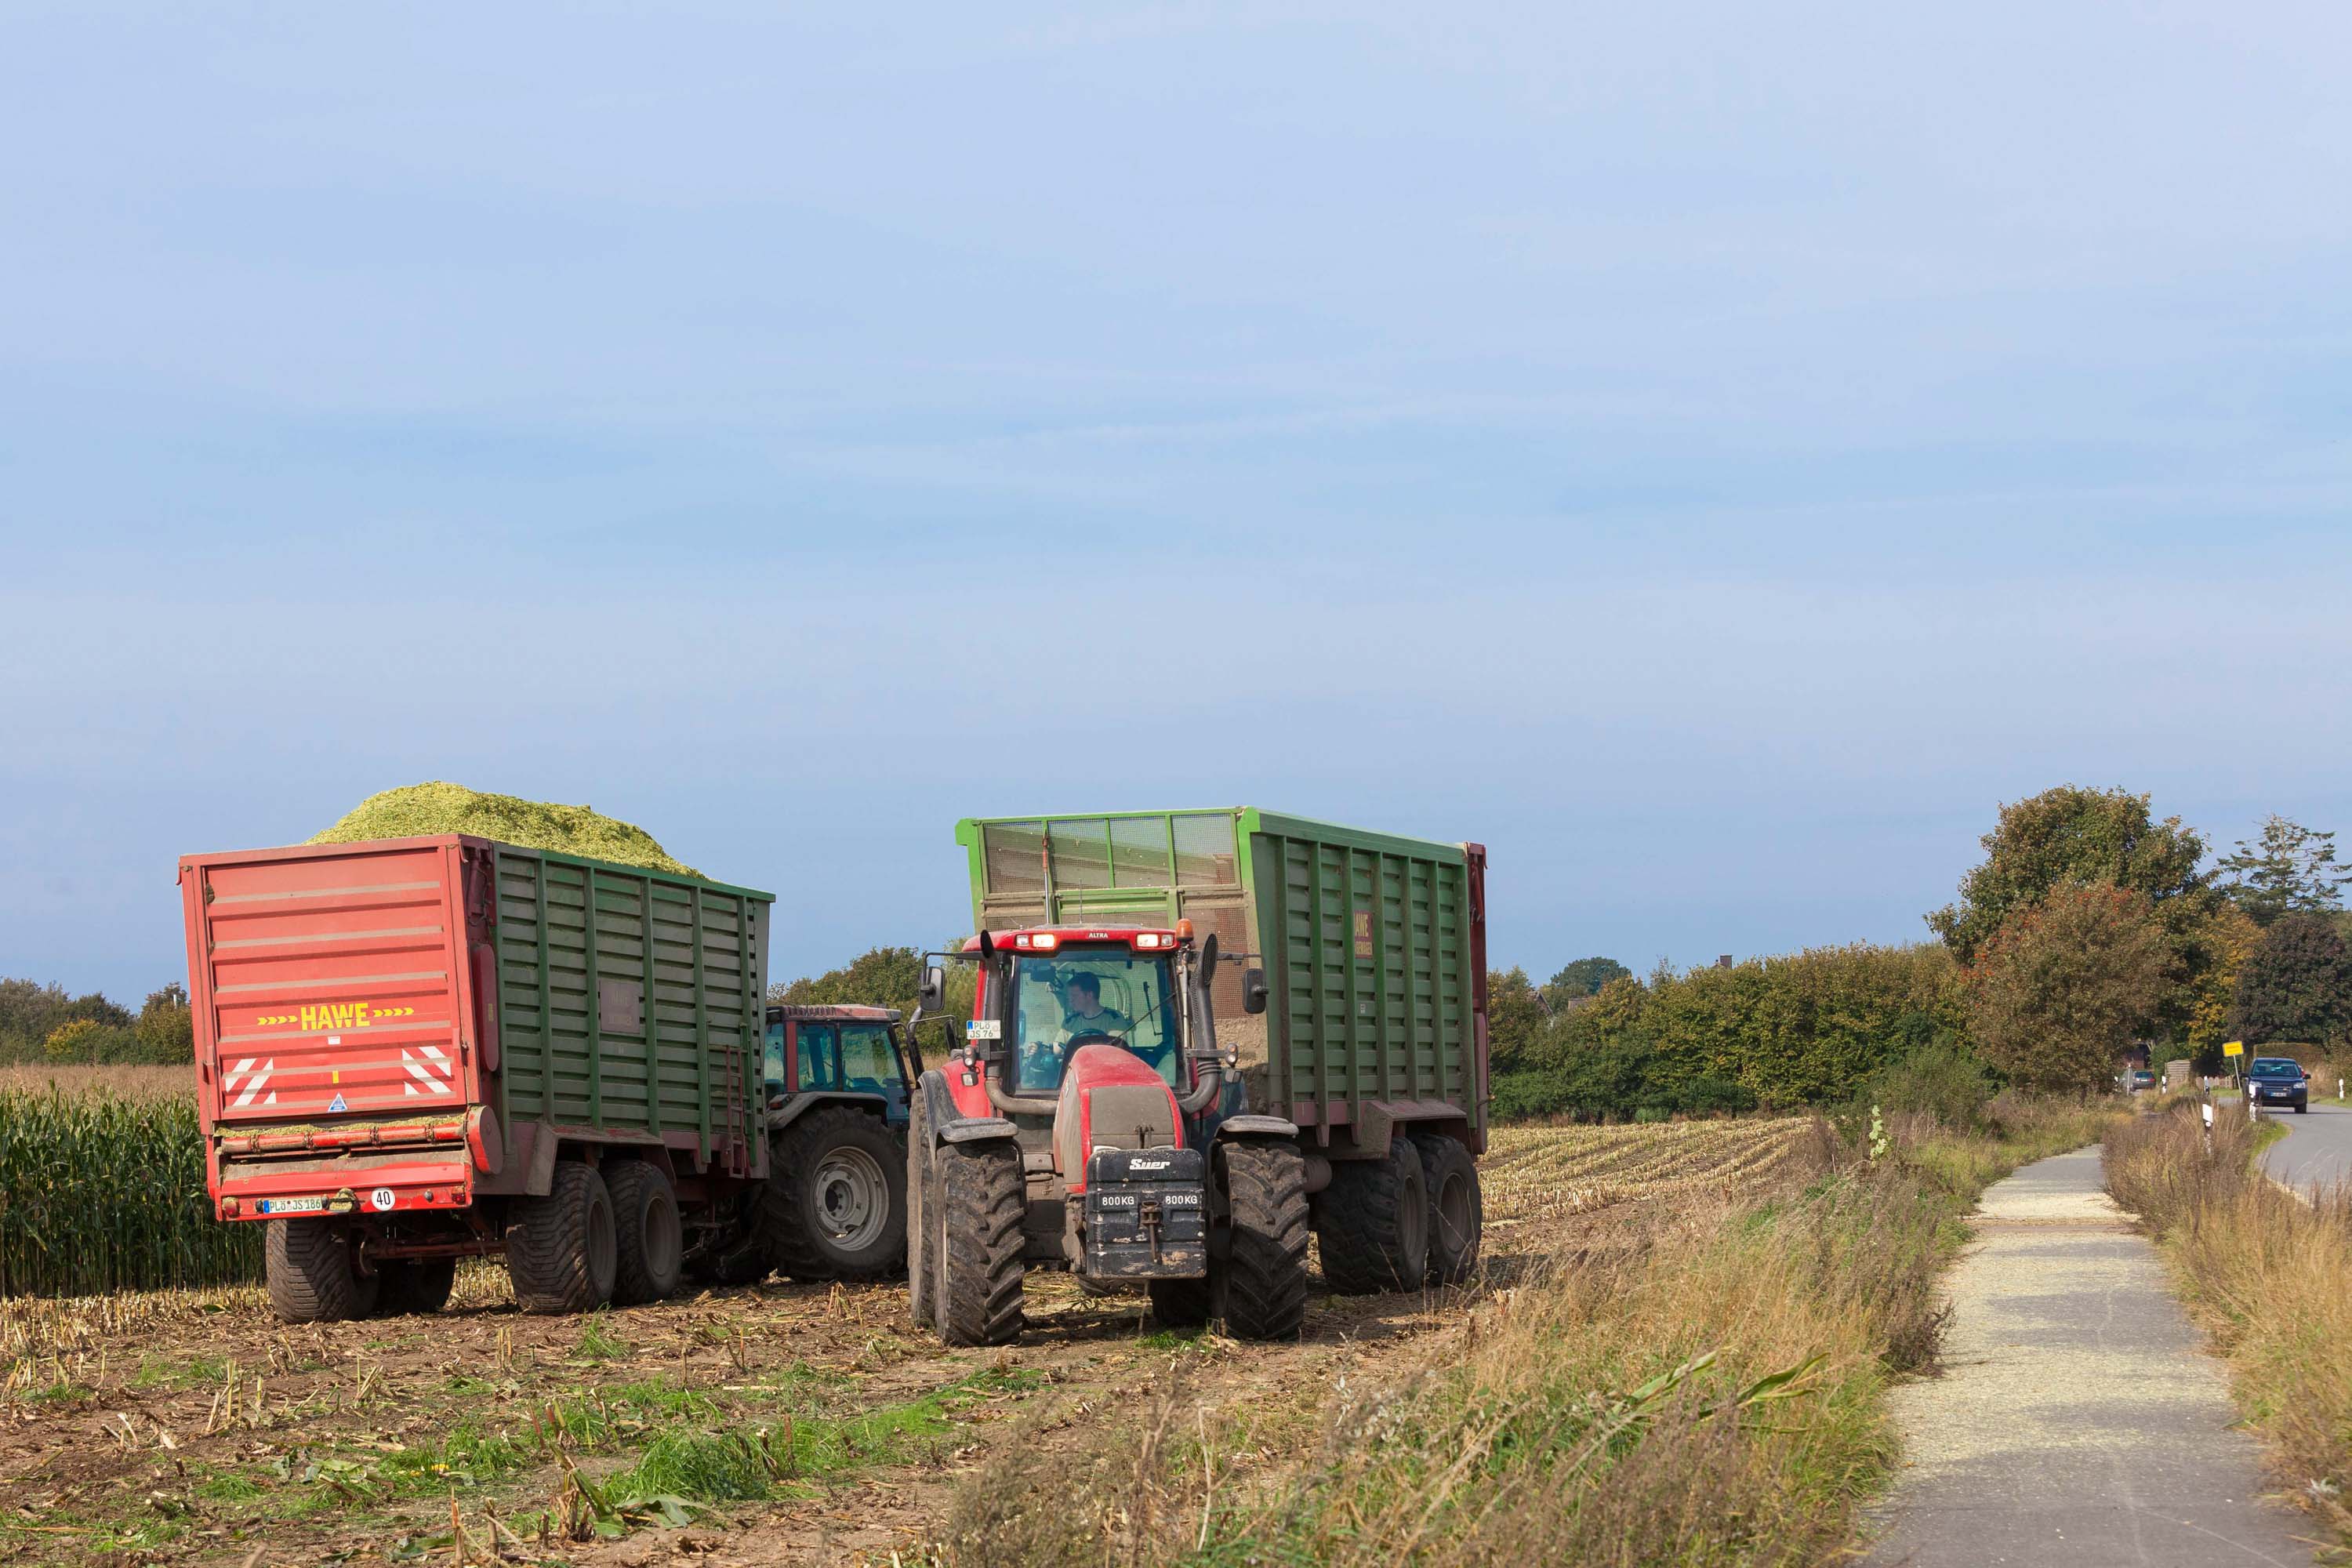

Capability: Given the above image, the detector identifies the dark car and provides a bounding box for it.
[2247,1056,2310,1113]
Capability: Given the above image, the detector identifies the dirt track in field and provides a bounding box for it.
[0,1120,1813,1566]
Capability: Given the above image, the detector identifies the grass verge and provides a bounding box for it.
[938,1098,2113,1566]
[2106,1100,2352,1546]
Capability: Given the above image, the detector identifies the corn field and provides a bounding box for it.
[0,1085,261,1297]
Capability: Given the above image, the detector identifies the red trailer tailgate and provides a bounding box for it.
[182,839,479,1126]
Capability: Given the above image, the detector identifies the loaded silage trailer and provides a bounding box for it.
[179,834,912,1320]
[905,808,1488,1346]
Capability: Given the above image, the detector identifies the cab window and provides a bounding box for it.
[762,1021,786,1091]
[796,1024,836,1091]
[839,1022,897,1094]
[1009,947,1176,1094]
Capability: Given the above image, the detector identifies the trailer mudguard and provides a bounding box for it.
[1214,1113,1298,1141]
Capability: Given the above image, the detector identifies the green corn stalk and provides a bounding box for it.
[0,1086,262,1298]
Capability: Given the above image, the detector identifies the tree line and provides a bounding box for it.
[1489,787,2352,1117]
[0,978,197,1065]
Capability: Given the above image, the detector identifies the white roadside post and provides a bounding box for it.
[2201,1099,2214,1153]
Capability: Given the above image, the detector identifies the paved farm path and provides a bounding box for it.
[1863,1147,2315,1568]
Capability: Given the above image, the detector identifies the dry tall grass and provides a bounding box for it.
[2106,1101,2352,1544]
[0,1062,193,1098]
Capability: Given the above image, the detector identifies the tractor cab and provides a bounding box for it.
[955,928,1199,1106]
[760,1004,917,1127]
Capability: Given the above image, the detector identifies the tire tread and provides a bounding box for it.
[935,1140,1024,1347]
[1218,1141,1310,1340]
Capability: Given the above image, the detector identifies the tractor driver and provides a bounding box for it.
[1057,971,1133,1046]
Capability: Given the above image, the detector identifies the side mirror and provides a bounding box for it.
[919,965,946,1013]
[1242,967,1269,1015]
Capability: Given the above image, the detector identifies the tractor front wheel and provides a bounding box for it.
[907,1097,935,1327]
[931,1138,1024,1347]
[1218,1140,1310,1340]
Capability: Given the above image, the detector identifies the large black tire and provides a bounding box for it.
[1218,1141,1311,1340]
[266,1220,379,1323]
[907,1095,935,1327]
[374,1256,457,1316]
[1316,1135,1428,1294]
[505,1163,618,1314]
[607,1160,684,1306]
[930,1138,1025,1347]
[764,1106,907,1281]
[1414,1133,1483,1286]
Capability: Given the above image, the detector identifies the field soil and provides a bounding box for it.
[0,1119,1813,1566]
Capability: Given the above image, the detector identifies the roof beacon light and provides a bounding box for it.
[1176,918,1194,942]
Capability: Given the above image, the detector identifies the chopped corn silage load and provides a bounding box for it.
[307,782,702,878]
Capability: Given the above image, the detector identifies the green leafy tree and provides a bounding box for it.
[771,946,928,1011]
[0,979,134,1063]
[1485,967,1546,1075]
[1929,786,2214,964]
[1967,884,2171,1095]
[134,983,195,1063]
[2183,904,2261,1069]
[42,1018,103,1062]
[2223,913,2352,1048]
[2216,815,2352,927]
[1544,956,1632,1002]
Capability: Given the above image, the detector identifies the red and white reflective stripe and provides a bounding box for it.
[224,1057,278,1108]
[401,1044,454,1098]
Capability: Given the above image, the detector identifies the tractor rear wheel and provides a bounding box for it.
[266,1220,379,1323]
[607,1160,684,1305]
[764,1107,906,1281]
[505,1162,618,1314]
[373,1256,456,1316]
[1414,1133,1483,1286]
[931,1139,1024,1347]
[1315,1135,1428,1294]
[1218,1140,1310,1340]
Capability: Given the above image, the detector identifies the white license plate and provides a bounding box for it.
[260,1196,325,1214]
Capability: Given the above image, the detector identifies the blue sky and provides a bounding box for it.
[5,4,2350,1003]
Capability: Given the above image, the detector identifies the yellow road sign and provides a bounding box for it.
[2223,1040,2245,1058]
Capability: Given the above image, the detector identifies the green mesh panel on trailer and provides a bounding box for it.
[492,847,771,1163]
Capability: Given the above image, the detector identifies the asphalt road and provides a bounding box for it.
[1864,1148,2313,1566]
[2259,1096,2352,1193]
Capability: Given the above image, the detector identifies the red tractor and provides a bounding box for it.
[903,923,1308,1344]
